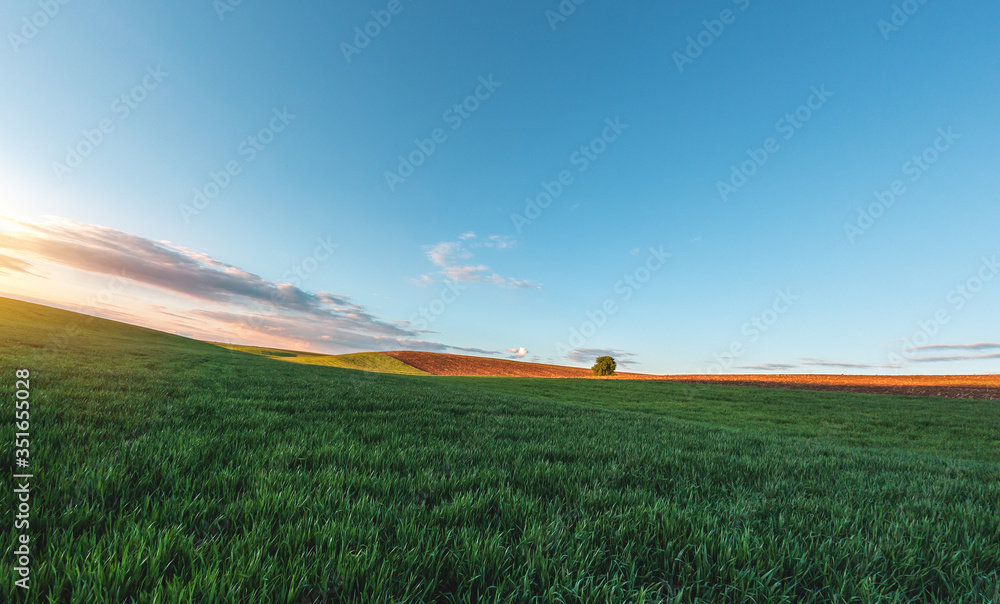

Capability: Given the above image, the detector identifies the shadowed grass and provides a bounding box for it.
[1,297,997,603]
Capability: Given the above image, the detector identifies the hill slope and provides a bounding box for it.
[212,343,430,375]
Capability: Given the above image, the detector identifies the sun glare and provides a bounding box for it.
[0,217,30,235]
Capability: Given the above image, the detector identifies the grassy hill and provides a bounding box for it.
[211,343,431,376]
[1,296,998,602]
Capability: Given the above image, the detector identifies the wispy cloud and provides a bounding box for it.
[908,352,1000,364]
[729,348,1000,372]
[0,217,496,355]
[894,343,1000,364]
[409,274,435,288]
[565,348,638,368]
[799,357,899,370]
[735,363,798,371]
[908,343,1000,353]
[0,253,33,274]
[418,233,539,289]
[0,218,405,333]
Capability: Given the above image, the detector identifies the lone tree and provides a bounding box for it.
[592,355,617,377]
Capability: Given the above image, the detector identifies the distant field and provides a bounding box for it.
[208,347,1000,400]
[382,351,1000,400]
[2,297,998,603]
[381,350,596,378]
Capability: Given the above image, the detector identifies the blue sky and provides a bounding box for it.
[1,0,998,374]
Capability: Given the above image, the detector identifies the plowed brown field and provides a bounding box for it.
[382,351,595,378]
[380,351,1000,400]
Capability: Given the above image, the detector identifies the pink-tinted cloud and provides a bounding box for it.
[0,253,32,274]
[0,217,499,355]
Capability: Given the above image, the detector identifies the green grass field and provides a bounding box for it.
[1,297,998,603]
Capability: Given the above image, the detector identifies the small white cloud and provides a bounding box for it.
[507,347,528,358]
[426,241,470,268]
[483,235,516,249]
[419,234,538,290]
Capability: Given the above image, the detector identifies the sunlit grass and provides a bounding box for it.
[211,343,430,376]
